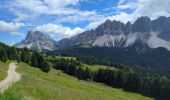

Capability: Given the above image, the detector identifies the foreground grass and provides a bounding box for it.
[0,61,10,80]
[0,62,153,100]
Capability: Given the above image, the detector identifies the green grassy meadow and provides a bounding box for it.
[83,64,116,71]
[0,61,10,80]
[0,62,153,100]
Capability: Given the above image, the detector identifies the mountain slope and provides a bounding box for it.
[58,16,170,50]
[58,44,170,77]
[0,61,10,80]
[15,16,170,51]
[15,31,57,52]
[0,62,152,100]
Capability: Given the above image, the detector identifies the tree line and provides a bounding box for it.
[1,42,170,99]
[59,46,170,77]
[0,42,50,72]
[53,58,170,100]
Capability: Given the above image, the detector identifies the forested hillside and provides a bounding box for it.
[1,42,170,100]
[0,42,50,72]
[0,62,152,100]
[51,57,170,100]
[57,45,170,77]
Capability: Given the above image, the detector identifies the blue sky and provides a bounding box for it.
[0,0,170,45]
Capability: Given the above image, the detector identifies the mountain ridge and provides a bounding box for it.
[16,16,170,52]
[53,16,170,74]
[15,31,57,52]
[58,16,170,51]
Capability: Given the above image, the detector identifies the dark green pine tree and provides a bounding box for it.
[76,66,83,80]
[21,48,31,63]
[37,54,44,69]
[31,53,39,67]
[124,70,141,92]
[0,48,8,62]
[16,53,21,63]
[21,49,27,62]
[84,67,93,80]
[41,61,50,72]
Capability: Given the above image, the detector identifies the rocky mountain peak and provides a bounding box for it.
[58,16,170,51]
[96,19,125,36]
[15,31,57,52]
[132,16,151,33]
[24,31,52,44]
[26,31,42,38]
[104,19,112,24]
[151,16,170,41]
[15,16,170,52]
[125,21,132,34]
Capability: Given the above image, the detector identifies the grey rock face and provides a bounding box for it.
[15,16,170,51]
[132,16,151,33]
[58,16,170,51]
[15,31,57,52]
[151,16,170,41]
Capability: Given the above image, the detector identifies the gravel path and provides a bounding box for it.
[0,62,21,93]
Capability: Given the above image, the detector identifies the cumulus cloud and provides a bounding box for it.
[85,20,105,30]
[11,0,79,15]
[0,20,25,35]
[9,0,102,22]
[118,0,126,5]
[85,12,132,30]
[57,11,103,23]
[4,0,170,40]
[108,12,132,23]
[117,0,170,20]
[35,23,84,38]
[86,0,170,30]
[43,0,79,8]
[133,0,170,19]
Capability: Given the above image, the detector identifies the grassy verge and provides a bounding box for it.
[0,61,10,80]
[83,64,116,71]
[45,55,76,61]
[0,62,153,100]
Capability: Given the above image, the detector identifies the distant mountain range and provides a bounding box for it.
[58,16,170,50]
[15,31,57,52]
[14,16,170,75]
[15,16,170,51]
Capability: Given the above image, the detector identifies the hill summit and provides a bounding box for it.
[15,31,57,52]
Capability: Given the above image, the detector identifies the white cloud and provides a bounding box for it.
[57,11,103,23]
[0,20,25,35]
[11,0,78,15]
[43,0,79,9]
[86,0,170,30]
[117,0,170,19]
[9,0,102,22]
[118,0,126,4]
[4,0,170,40]
[133,0,170,19]
[85,12,132,30]
[108,12,132,23]
[118,3,139,10]
[85,20,105,30]
[13,10,39,22]
[117,0,141,10]
[36,23,84,38]
[118,5,132,10]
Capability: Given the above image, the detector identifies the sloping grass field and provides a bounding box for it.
[0,61,10,80]
[0,62,153,100]
[83,64,116,71]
